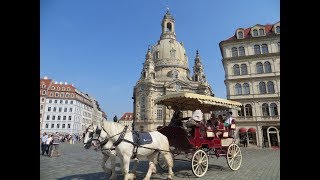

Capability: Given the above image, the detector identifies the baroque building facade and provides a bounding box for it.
[219,22,280,148]
[40,76,107,135]
[132,10,213,131]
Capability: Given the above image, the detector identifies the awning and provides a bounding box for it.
[238,127,247,133]
[154,92,242,113]
[248,127,256,133]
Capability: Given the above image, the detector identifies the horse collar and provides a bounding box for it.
[113,125,129,147]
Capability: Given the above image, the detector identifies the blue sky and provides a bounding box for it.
[40,0,280,119]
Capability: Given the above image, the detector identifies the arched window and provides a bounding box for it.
[276,26,280,34]
[238,106,245,116]
[239,46,245,56]
[243,83,250,95]
[259,82,267,94]
[277,42,280,52]
[235,83,242,95]
[231,47,238,57]
[253,29,258,37]
[170,49,176,58]
[67,87,70,91]
[166,22,172,32]
[233,64,240,76]
[245,104,253,116]
[267,81,275,93]
[254,45,261,55]
[256,62,264,74]
[156,105,163,120]
[238,31,243,39]
[259,28,265,36]
[240,64,248,75]
[261,44,269,54]
[264,61,272,73]
[42,90,46,95]
[262,103,270,116]
[270,103,279,116]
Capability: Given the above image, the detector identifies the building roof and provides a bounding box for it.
[119,112,133,121]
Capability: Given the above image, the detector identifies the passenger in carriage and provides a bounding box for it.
[168,110,189,128]
[215,117,225,138]
[224,111,235,138]
[185,109,205,136]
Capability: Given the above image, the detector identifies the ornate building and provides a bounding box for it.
[219,22,280,148]
[133,10,213,131]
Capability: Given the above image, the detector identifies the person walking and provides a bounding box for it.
[45,134,53,156]
[50,132,61,157]
[40,132,48,155]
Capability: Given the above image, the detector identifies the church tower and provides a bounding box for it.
[133,10,213,131]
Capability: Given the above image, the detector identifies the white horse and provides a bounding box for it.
[93,121,174,180]
[83,123,139,180]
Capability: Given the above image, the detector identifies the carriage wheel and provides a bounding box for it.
[157,152,173,171]
[191,149,208,177]
[226,143,242,171]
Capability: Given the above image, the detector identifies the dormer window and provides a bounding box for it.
[42,84,46,88]
[237,31,243,39]
[276,26,280,34]
[253,29,258,37]
[259,28,265,36]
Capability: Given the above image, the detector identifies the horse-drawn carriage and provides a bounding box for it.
[154,92,243,177]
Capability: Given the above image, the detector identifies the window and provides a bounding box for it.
[71,94,74,98]
[68,116,72,120]
[70,101,73,104]
[41,98,45,102]
[233,64,240,76]
[46,115,50,120]
[65,100,68,104]
[154,51,159,59]
[256,62,264,74]
[57,124,60,128]
[264,61,272,73]
[64,108,67,112]
[51,124,54,128]
[243,83,250,95]
[58,116,61,120]
[140,97,145,109]
[277,42,280,52]
[238,106,245,117]
[42,84,46,88]
[42,90,46,95]
[62,87,65,91]
[54,100,57,103]
[53,107,56,112]
[276,26,280,34]
[239,46,245,56]
[253,29,258,37]
[270,103,279,116]
[57,87,60,91]
[240,64,248,75]
[267,81,275,93]
[60,100,63,104]
[254,45,261,55]
[67,87,70,91]
[40,105,43,110]
[60,92,64,97]
[259,28,265,36]
[49,100,52,103]
[238,31,243,39]
[157,105,163,120]
[235,83,242,95]
[55,92,59,97]
[59,107,62,112]
[261,44,269,54]
[45,124,49,128]
[259,82,267,94]
[66,93,69,98]
[48,107,51,112]
[63,116,66,120]
[170,49,176,58]
[51,86,55,90]
[50,92,53,97]
[62,124,65,128]
[68,124,71,129]
[69,108,72,112]
[52,115,55,120]
[245,104,253,116]
[262,103,270,116]
[231,47,238,57]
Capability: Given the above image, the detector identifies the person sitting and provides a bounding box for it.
[168,110,189,128]
[224,111,235,138]
[185,109,205,136]
[215,117,225,138]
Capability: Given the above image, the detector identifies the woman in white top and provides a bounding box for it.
[45,134,53,156]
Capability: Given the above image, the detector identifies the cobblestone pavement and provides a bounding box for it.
[40,142,280,180]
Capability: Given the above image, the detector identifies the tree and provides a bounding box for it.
[113,115,118,122]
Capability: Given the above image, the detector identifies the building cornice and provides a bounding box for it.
[222,52,280,62]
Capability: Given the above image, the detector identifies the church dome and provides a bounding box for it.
[151,39,188,70]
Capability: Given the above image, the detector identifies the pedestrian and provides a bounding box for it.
[50,132,61,157]
[40,132,48,155]
[242,136,248,147]
[45,134,53,156]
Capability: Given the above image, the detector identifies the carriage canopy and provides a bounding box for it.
[154,92,242,113]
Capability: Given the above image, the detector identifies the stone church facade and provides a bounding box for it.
[132,10,213,131]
